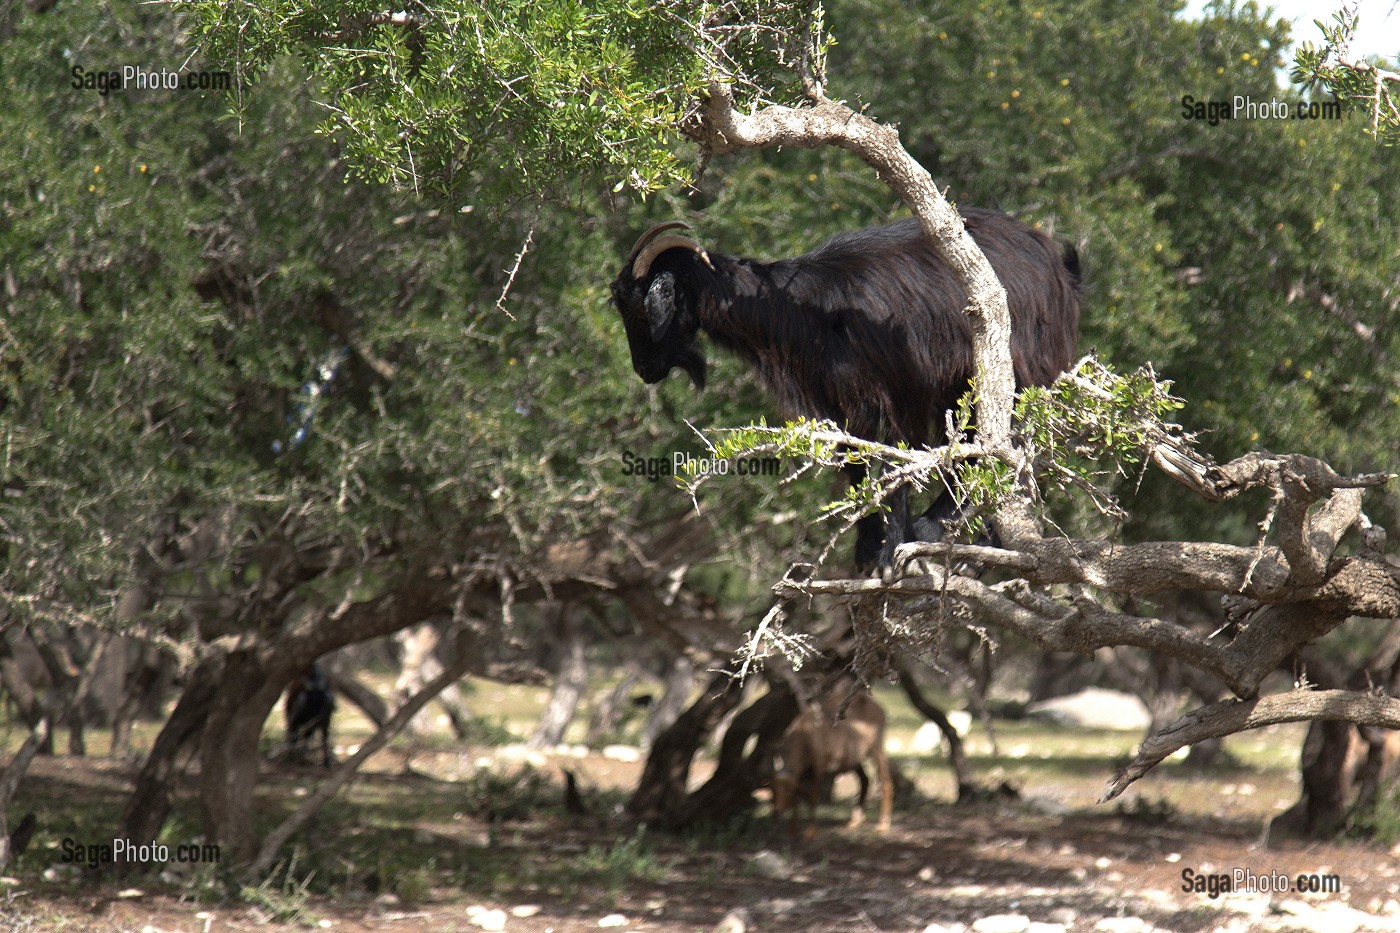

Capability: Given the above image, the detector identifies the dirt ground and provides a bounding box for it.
[5,744,1400,933]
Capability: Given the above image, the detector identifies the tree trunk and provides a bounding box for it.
[0,719,49,869]
[627,661,748,825]
[1272,631,1400,839]
[586,664,642,745]
[641,654,695,750]
[327,665,390,728]
[897,664,973,797]
[676,685,798,829]
[110,644,166,755]
[1271,718,1365,838]
[0,634,46,742]
[197,650,284,865]
[529,604,587,749]
[117,657,223,853]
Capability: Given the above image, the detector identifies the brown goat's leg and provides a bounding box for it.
[873,750,892,833]
[846,766,870,829]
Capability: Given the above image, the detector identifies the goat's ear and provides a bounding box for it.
[644,272,677,342]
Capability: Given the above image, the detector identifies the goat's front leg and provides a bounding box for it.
[847,461,886,573]
[877,484,912,579]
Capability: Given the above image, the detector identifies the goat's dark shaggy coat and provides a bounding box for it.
[285,663,335,768]
[611,209,1081,566]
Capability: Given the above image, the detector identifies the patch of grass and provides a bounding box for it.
[543,829,667,903]
[1348,784,1400,844]
[242,856,319,926]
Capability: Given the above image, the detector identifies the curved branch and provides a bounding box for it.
[246,626,479,879]
[1102,689,1400,803]
[687,81,1030,540]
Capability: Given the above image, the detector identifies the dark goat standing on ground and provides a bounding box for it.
[285,663,335,767]
[610,211,1082,568]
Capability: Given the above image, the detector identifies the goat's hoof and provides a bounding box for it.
[875,822,891,834]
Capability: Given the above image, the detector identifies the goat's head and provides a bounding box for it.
[770,768,799,820]
[610,222,714,389]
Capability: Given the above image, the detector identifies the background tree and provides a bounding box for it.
[2,0,1397,867]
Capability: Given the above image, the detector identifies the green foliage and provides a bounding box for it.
[818,0,1399,542]
[181,0,823,201]
[5,0,1397,642]
[1017,358,1187,499]
[0,2,789,630]
[700,358,1191,550]
[1292,7,1400,144]
[570,829,665,891]
[1349,782,1400,843]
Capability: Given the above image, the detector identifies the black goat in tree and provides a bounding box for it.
[610,211,1081,570]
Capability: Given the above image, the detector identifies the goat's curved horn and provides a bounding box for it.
[632,233,713,279]
[628,221,693,262]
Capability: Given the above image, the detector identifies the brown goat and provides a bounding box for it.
[772,690,892,834]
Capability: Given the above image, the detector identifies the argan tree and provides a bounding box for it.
[5,0,1396,866]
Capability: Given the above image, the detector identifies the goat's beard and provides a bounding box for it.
[675,344,707,390]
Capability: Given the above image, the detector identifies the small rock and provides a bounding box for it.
[761,898,798,914]
[1383,899,1400,916]
[467,906,507,931]
[1093,918,1147,933]
[1025,688,1151,731]
[598,914,628,928]
[748,849,791,881]
[1048,908,1078,926]
[1292,903,1391,933]
[1025,796,1071,817]
[1094,856,1112,869]
[947,710,973,736]
[602,745,642,763]
[494,744,549,768]
[714,908,751,933]
[972,914,1031,933]
[918,865,939,882]
[510,905,542,918]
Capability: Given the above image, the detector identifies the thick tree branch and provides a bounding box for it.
[1103,689,1400,802]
